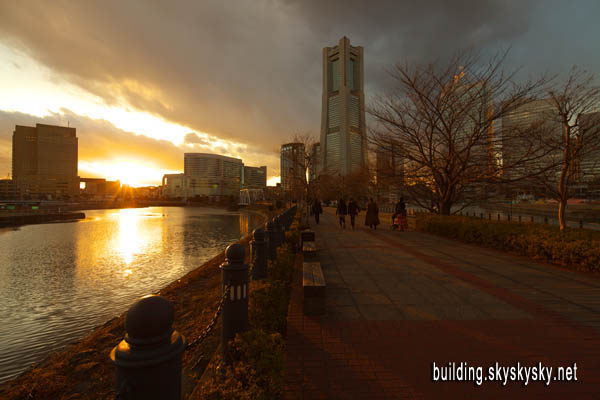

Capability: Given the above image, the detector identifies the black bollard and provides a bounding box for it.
[480,213,483,219]
[266,221,276,261]
[531,216,534,223]
[220,244,249,361]
[518,215,522,223]
[488,213,491,221]
[251,228,267,280]
[508,214,511,222]
[544,216,548,224]
[110,295,186,400]
[274,216,284,248]
[497,213,500,221]
[580,220,583,229]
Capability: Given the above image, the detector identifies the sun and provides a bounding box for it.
[78,160,179,187]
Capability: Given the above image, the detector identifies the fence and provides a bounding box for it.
[109,205,297,399]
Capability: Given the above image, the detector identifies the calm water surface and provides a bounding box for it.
[0,207,262,383]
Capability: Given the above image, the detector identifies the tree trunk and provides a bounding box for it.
[439,200,452,215]
[558,197,567,231]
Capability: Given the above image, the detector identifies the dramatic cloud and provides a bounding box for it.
[1,0,599,181]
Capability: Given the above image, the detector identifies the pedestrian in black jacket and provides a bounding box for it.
[347,197,360,230]
[336,198,347,229]
[312,199,323,224]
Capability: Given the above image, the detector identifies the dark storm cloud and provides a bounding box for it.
[1,0,599,160]
[0,109,184,176]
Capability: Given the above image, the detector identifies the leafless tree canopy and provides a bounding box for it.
[369,49,550,214]
[528,68,600,230]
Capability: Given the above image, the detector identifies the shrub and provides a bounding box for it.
[199,212,299,399]
[415,214,600,272]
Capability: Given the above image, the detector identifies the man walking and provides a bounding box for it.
[336,198,347,229]
[312,198,323,224]
[347,197,360,230]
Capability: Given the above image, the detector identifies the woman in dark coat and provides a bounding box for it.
[336,198,347,229]
[312,198,323,224]
[365,197,380,230]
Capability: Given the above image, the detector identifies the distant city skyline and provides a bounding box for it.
[0,1,599,186]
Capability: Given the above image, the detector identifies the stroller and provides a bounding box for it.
[392,212,408,231]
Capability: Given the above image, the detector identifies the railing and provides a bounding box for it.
[108,205,297,399]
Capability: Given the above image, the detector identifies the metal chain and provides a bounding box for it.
[187,283,231,349]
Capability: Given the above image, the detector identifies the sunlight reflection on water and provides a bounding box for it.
[0,206,262,383]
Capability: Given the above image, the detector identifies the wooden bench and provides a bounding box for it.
[303,261,326,315]
[302,240,317,259]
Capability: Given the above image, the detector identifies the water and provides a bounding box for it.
[0,207,263,384]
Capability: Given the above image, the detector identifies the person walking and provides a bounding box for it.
[392,196,408,231]
[336,197,347,229]
[347,197,360,230]
[365,197,380,230]
[312,198,323,225]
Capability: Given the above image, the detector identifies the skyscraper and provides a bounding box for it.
[320,36,366,176]
[280,143,305,193]
[12,123,79,198]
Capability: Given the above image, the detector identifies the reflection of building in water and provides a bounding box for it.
[239,213,249,236]
[239,188,265,205]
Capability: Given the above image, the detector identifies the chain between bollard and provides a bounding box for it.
[187,283,232,351]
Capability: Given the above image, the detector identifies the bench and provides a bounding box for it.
[302,240,317,259]
[303,261,326,315]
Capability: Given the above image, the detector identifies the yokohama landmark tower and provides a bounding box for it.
[320,36,367,176]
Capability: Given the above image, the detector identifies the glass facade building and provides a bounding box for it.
[320,36,366,176]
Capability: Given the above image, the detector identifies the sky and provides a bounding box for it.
[0,0,599,186]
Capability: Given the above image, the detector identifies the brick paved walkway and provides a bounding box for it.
[283,208,600,399]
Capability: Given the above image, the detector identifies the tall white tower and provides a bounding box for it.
[320,36,367,176]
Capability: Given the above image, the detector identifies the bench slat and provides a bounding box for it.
[311,263,326,286]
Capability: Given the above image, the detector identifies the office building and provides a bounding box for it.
[501,98,562,181]
[375,143,404,202]
[578,112,600,181]
[242,165,267,189]
[280,143,305,193]
[12,123,79,198]
[320,36,367,176]
[309,143,320,183]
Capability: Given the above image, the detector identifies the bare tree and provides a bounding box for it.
[531,68,600,230]
[369,49,550,215]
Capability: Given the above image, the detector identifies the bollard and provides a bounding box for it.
[544,216,548,224]
[497,214,500,221]
[518,215,522,223]
[531,216,534,223]
[220,244,249,362]
[110,295,186,400]
[251,228,267,280]
[508,214,511,222]
[266,221,276,261]
[488,213,491,221]
[480,213,483,219]
[580,219,583,229]
[275,216,285,247]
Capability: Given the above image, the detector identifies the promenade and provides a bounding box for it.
[284,208,600,399]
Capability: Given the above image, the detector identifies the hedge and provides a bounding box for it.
[415,214,600,272]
